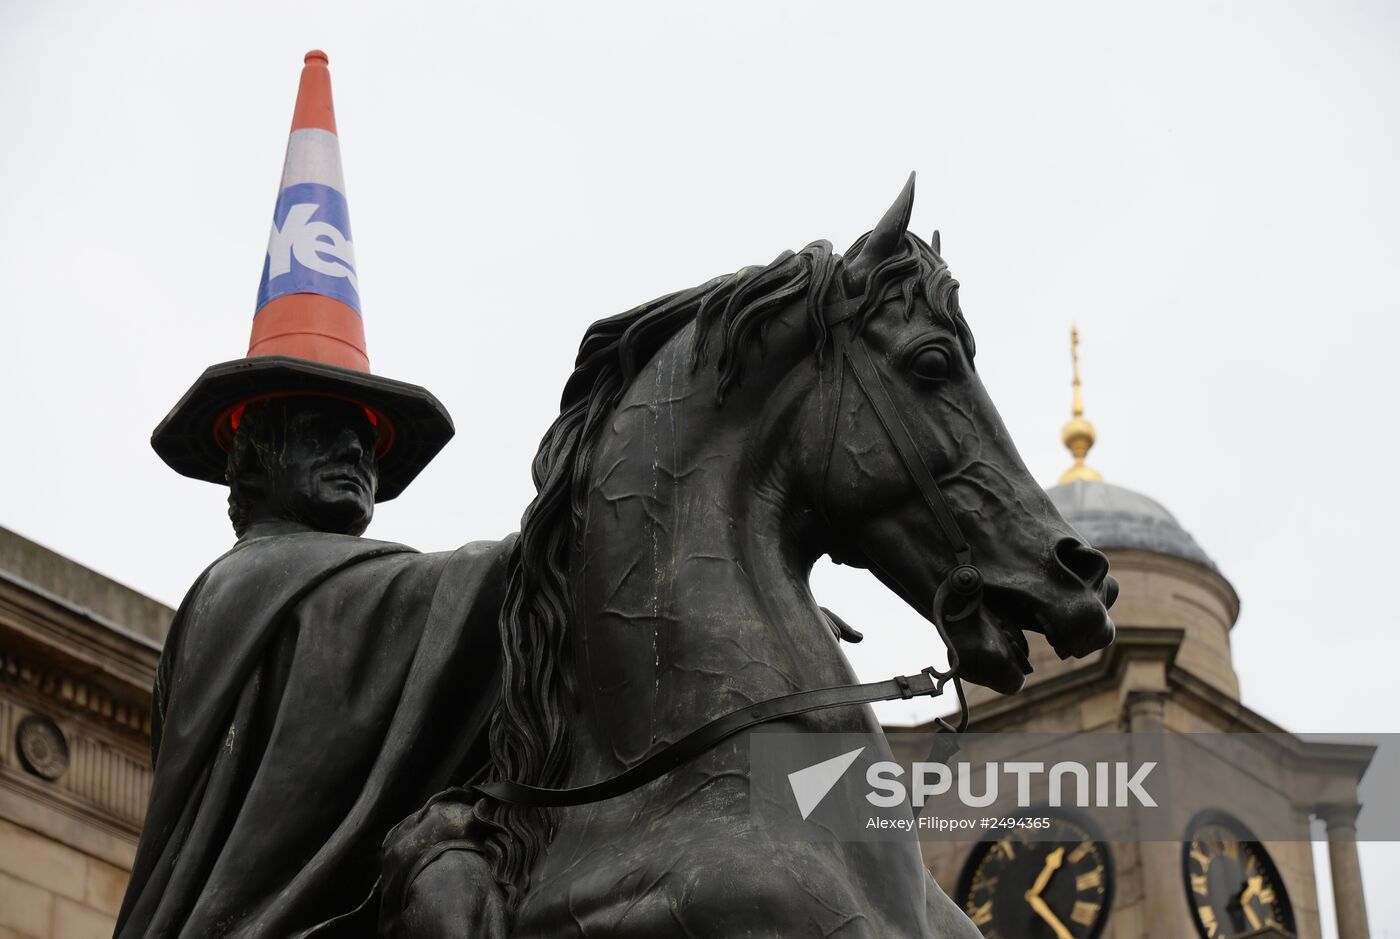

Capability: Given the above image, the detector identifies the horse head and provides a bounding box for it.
[792,173,1117,694]
[484,177,1120,925]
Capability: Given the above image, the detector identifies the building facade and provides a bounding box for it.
[0,527,169,939]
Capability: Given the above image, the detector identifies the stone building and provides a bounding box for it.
[0,527,170,939]
[900,330,1373,939]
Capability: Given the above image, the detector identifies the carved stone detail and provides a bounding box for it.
[16,712,69,780]
[0,643,150,737]
[65,731,151,827]
[0,694,152,832]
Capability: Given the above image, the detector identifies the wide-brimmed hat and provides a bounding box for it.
[151,51,453,502]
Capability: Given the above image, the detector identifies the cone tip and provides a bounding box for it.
[304,49,329,67]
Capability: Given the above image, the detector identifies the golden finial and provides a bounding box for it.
[1059,325,1103,484]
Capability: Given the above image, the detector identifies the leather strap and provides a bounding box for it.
[475,667,952,808]
[827,310,972,566]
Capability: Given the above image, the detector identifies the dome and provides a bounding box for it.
[1047,479,1216,570]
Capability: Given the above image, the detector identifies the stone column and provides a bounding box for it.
[1126,693,1189,939]
[1317,804,1369,939]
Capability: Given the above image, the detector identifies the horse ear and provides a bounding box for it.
[845,172,915,288]
[930,229,941,255]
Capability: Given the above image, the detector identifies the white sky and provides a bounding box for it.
[1,1,1396,934]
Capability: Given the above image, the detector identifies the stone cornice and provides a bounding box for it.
[0,573,158,746]
[0,644,151,743]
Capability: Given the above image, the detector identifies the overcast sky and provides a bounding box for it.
[1,1,1396,934]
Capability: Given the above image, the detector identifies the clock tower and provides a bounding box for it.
[895,329,1373,939]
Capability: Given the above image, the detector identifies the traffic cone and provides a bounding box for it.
[152,51,453,502]
[250,49,367,371]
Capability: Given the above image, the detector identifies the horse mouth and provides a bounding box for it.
[1003,621,1033,672]
[945,602,1031,695]
[954,583,1116,695]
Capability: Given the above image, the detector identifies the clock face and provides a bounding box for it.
[956,813,1113,939]
[1183,813,1295,938]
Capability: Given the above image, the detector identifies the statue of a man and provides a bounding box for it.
[118,384,512,937]
[118,49,518,937]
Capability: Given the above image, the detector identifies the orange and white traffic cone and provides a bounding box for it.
[153,51,453,502]
[250,49,368,372]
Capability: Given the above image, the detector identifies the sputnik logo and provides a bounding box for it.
[788,747,865,820]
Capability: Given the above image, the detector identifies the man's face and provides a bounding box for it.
[272,398,379,535]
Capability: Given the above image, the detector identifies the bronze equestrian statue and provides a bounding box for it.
[122,50,1115,937]
[125,51,1120,937]
[379,175,1118,937]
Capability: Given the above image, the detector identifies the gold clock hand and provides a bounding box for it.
[1023,848,1071,939]
[1027,846,1066,899]
[1027,893,1075,939]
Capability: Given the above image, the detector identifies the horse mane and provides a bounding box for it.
[478,232,970,900]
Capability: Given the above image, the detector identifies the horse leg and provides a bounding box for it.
[381,848,510,939]
[377,789,512,939]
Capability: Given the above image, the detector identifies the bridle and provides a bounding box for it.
[817,294,981,723]
[477,294,983,809]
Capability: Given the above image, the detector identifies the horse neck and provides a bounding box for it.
[566,337,850,772]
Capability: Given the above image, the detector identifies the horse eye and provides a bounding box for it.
[908,345,951,382]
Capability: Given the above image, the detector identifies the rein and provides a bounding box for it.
[476,296,982,809]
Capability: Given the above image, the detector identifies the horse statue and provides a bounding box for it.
[383,174,1118,938]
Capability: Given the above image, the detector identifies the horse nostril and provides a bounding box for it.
[1054,538,1110,590]
[1103,574,1120,609]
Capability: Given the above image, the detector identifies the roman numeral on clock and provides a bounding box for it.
[1071,900,1101,926]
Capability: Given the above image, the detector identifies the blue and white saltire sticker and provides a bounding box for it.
[255,182,360,314]
[255,128,360,315]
